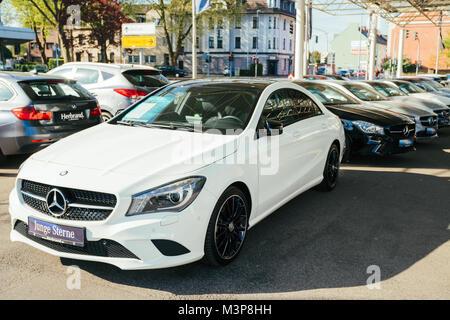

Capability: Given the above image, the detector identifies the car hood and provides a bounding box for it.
[409,93,450,107]
[389,95,449,111]
[368,101,435,117]
[31,123,239,177]
[325,104,411,126]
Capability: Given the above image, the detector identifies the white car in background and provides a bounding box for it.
[9,79,345,270]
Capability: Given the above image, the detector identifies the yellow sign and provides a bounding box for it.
[122,36,156,48]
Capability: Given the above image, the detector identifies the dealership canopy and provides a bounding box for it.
[293,0,450,80]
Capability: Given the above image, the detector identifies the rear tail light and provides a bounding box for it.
[11,106,52,120]
[90,103,102,116]
[113,89,148,99]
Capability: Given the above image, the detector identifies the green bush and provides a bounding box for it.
[48,59,64,70]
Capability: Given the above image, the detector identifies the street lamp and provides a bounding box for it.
[415,32,420,75]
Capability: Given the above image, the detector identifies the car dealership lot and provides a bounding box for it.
[0,129,449,300]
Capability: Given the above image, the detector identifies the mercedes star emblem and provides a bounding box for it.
[45,189,68,217]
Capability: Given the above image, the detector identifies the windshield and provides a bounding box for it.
[122,70,169,87]
[423,79,444,89]
[394,81,425,94]
[299,83,358,105]
[342,83,386,101]
[366,82,404,97]
[19,80,92,100]
[410,80,435,92]
[117,83,262,133]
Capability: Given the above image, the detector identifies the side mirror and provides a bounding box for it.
[266,119,283,136]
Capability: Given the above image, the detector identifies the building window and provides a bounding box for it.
[269,17,272,29]
[290,2,293,12]
[78,35,83,45]
[150,55,156,63]
[289,39,292,51]
[109,52,114,63]
[163,38,167,46]
[252,37,258,49]
[273,37,276,49]
[268,40,271,49]
[273,17,277,29]
[283,1,287,9]
[88,53,93,62]
[217,36,223,49]
[196,37,199,49]
[209,36,214,49]
[283,19,286,30]
[235,37,241,49]
[76,52,81,62]
[46,43,54,50]
[253,16,258,29]
[274,0,277,7]
[283,38,286,50]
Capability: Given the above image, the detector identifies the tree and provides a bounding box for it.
[80,0,132,63]
[27,0,78,62]
[9,0,52,64]
[149,0,242,67]
[309,51,321,64]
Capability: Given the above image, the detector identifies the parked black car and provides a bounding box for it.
[294,81,416,158]
[156,65,187,77]
[0,72,102,161]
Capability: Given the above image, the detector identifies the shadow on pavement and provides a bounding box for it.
[61,168,450,295]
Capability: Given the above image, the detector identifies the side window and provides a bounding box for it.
[50,68,73,78]
[0,83,13,101]
[262,89,296,126]
[101,71,114,81]
[288,89,322,121]
[73,68,99,84]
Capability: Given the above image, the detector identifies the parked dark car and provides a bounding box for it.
[294,81,416,158]
[156,65,187,77]
[0,72,102,162]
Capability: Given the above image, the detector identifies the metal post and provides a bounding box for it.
[139,48,144,65]
[367,7,378,80]
[396,28,404,78]
[416,38,420,75]
[255,10,260,78]
[294,0,305,80]
[303,0,310,75]
[192,0,197,79]
[435,29,440,74]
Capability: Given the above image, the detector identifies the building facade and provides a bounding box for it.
[331,23,387,72]
[387,12,450,72]
[180,0,297,75]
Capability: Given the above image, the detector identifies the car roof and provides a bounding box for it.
[0,71,67,82]
[51,62,160,72]
[167,78,275,90]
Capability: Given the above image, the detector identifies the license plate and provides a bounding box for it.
[28,217,85,247]
[399,139,414,147]
[58,111,85,121]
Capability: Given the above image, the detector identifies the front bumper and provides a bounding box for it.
[353,134,416,156]
[9,184,216,270]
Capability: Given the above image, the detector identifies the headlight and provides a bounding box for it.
[126,176,206,216]
[353,120,385,135]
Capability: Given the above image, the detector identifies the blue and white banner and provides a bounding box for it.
[195,0,211,15]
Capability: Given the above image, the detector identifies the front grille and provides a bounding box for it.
[420,116,438,127]
[14,221,139,259]
[21,180,116,221]
[435,109,450,126]
[385,123,415,138]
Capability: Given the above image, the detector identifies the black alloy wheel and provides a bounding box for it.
[204,186,249,266]
[317,143,340,191]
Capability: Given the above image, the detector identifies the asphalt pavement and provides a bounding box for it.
[0,129,449,299]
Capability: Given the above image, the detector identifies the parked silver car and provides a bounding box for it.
[0,72,102,162]
[362,80,450,128]
[324,81,438,140]
[48,63,170,121]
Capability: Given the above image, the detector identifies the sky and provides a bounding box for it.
[309,8,389,54]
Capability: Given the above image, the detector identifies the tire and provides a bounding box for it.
[317,143,340,192]
[101,111,113,122]
[203,186,249,266]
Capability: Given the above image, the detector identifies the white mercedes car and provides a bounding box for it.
[9,79,345,270]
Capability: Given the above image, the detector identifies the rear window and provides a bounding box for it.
[19,80,93,101]
[122,70,169,88]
